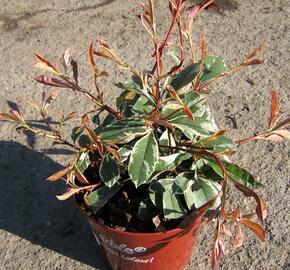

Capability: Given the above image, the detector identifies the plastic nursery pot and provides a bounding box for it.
[77,202,206,270]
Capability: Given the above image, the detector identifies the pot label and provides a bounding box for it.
[95,232,155,264]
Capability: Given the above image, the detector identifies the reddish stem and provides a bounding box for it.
[160,0,183,56]
[177,18,185,69]
[235,136,258,144]
[150,0,183,75]
[155,44,161,107]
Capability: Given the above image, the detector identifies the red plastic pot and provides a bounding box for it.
[77,203,210,270]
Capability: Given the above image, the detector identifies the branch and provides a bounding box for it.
[150,0,183,75]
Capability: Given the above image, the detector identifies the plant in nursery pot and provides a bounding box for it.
[1,0,289,269]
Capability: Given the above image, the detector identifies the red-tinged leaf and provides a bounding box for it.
[261,134,283,142]
[94,50,113,60]
[272,130,290,140]
[211,222,223,270]
[222,223,233,238]
[99,38,112,49]
[35,75,71,88]
[47,167,71,181]
[148,0,154,23]
[241,219,266,242]
[139,14,154,37]
[85,127,104,155]
[184,4,200,25]
[201,35,207,61]
[34,62,58,74]
[141,14,152,29]
[233,182,267,221]
[184,107,195,122]
[89,43,98,72]
[256,196,267,221]
[167,85,183,104]
[246,44,267,59]
[9,110,23,122]
[63,111,79,122]
[82,114,91,126]
[233,222,244,250]
[43,90,60,111]
[108,147,121,161]
[244,59,264,66]
[0,113,19,122]
[269,90,280,128]
[85,127,100,143]
[70,59,79,84]
[56,184,98,201]
[74,166,89,184]
[62,48,72,73]
[273,117,290,130]
[33,52,60,74]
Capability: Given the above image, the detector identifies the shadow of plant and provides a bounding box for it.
[0,141,110,269]
[192,0,238,13]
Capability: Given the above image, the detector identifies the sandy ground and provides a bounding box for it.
[0,0,289,269]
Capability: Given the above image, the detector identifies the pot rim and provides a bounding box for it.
[78,204,202,237]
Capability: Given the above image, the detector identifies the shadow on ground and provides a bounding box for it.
[0,140,110,270]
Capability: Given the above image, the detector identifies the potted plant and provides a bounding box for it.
[1,0,289,269]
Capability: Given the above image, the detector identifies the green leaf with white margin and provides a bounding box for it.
[149,179,187,219]
[118,146,132,162]
[163,192,187,219]
[116,82,156,106]
[193,132,237,152]
[200,55,228,84]
[85,182,124,213]
[132,95,155,115]
[162,95,206,121]
[171,63,200,91]
[154,152,192,173]
[184,177,221,210]
[170,115,216,139]
[128,132,159,187]
[99,154,120,188]
[172,172,195,194]
[77,151,90,173]
[99,119,151,144]
[205,158,263,189]
[165,93,216,136]
[159,129,176,147]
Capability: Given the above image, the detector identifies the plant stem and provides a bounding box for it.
[235,136,259,144]
[160,0,183,57]
[150,0,183,75]
[23,123,80,150]
[64,77,123,119]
